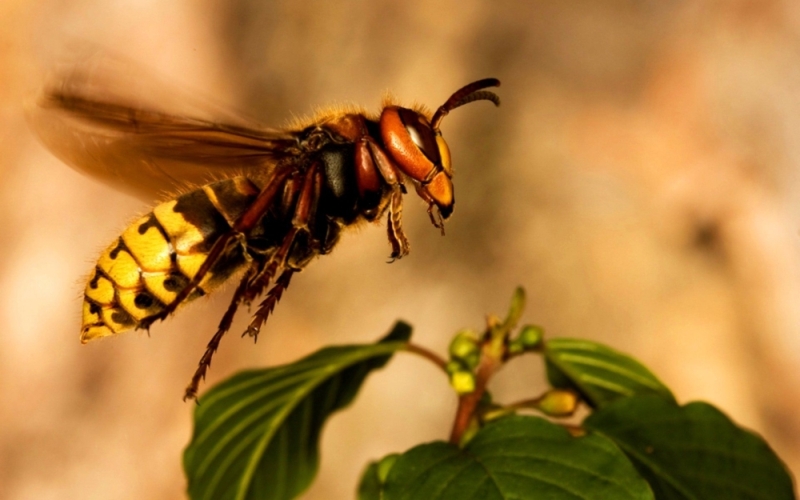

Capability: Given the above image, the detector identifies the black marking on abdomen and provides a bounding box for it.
[206,178,260,224]
[162,272,188,293]
[111,310,133,326]
[89,269,101,289]
[109,238,127,260]
[171,188,232,253]
[134,292,156,309]
[138,212,163,236]
[88,301,101,315]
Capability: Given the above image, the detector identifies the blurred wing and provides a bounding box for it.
[27,57,299,201]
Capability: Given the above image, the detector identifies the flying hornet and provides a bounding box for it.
[29,62,500,400]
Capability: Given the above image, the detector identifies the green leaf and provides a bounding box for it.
[183,321,412,500]
[358,461,383,500]
[544,338,674,408]
[358,454,399,500]
[381,415,654,500]
[584,396,795,500]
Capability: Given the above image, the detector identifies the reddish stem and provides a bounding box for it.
[403,342,448,373]
[449,344,502,444]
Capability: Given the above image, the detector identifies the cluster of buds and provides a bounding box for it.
[444,322,545,395]
[446,329,481,394]
[506,324,544,356]
[444,288,581,445]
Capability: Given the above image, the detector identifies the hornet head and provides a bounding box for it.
[379,78,501,229]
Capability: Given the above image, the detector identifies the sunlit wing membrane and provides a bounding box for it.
[27,56,299,201]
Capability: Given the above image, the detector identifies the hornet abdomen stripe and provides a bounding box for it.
[81,177,260,343]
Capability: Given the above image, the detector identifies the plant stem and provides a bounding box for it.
[449,288,528,444]
[478,398,538,422]
[449,340,503,444]
[504,396,545,411]
[403,342,448,372]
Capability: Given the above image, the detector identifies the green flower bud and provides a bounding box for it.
[450,370,476,394]
[537,389,578,417]
[445,360,464,375]
[449,329,480,357]
[507,338,524,355]
[518,324,544,349]
[462,352,480,369]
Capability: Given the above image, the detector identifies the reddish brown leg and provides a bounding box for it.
[183,265,258,401]
[387,187,410,261]
[240,226,297,337]
[243,165,321,340]
[243,269,293,340]
[359,138,411,259]
[182,166,319,400]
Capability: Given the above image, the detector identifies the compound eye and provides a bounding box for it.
[397,108,441,165]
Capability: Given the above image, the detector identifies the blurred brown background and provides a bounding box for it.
[2,0,800,498]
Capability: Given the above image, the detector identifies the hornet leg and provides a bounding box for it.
[358,137,410,260]
[183,265,258,401]
[177,166,296,401]
[243,164,322,341]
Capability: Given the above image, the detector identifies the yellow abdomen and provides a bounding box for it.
[81,177,260,342]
